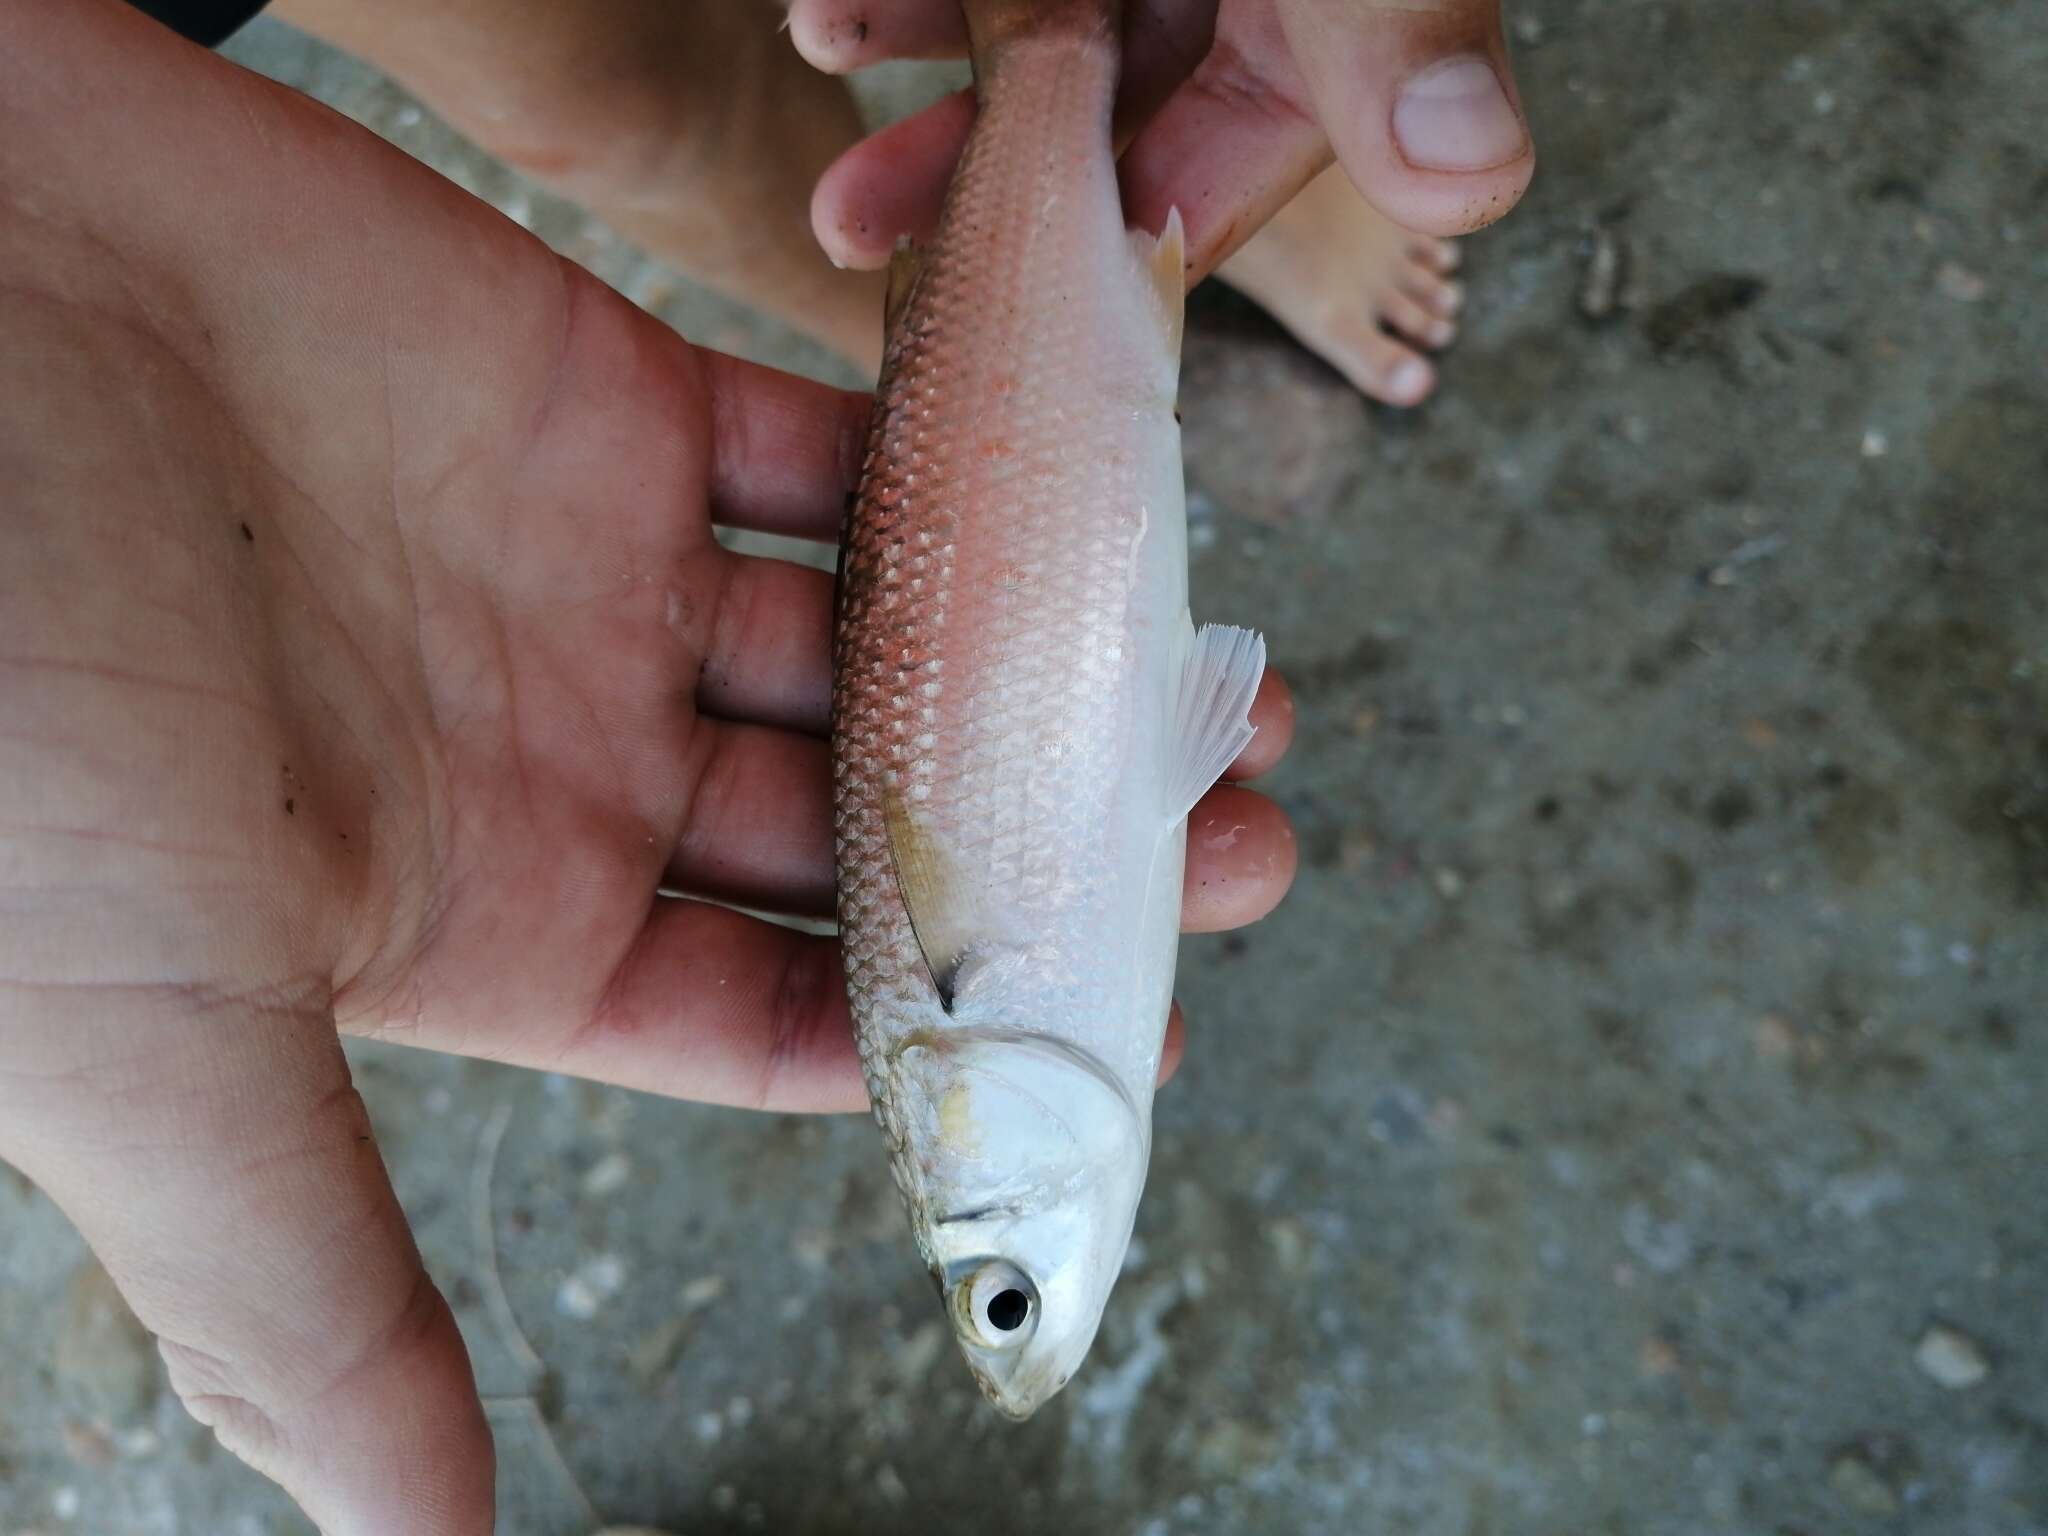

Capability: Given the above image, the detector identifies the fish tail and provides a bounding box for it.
[961,0,1121,83]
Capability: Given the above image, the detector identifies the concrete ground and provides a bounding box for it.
[3,1,2044,1532]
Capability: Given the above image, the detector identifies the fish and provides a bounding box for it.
[829,0,1265,1419]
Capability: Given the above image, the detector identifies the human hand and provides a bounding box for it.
[0,4,1296,1532]
[789,0,1534,284]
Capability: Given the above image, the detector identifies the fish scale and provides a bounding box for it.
[829,0,1264,1416]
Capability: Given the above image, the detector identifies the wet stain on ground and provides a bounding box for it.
[1855,617,2047,904]
[1644,273,1768,358]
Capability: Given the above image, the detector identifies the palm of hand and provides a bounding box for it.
[330,269,867,1113]
[2,49,877,1525]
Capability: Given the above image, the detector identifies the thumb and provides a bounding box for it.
[2,981,492,1535]
[1275,0,1534,236]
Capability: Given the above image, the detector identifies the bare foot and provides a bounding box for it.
[1218,165,1464,406]
[274,0,889,378]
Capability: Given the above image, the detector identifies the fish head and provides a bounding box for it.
[894,1027,1151,1419]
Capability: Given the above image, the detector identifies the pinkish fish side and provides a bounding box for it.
[829,0,1265,1417]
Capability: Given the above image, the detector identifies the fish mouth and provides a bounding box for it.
[967,1356,1068,1421]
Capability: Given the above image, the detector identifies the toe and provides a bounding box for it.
[1402,267,1464,320]
[1325,320,1439,406]
[1416,237,1462,274]
[1380,287,1456,349]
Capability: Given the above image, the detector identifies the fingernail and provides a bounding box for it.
[1393,56,1528,173]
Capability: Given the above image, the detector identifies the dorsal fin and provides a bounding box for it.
[1127,206,1186,365]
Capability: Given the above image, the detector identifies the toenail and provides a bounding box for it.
[1439,280,1465,316]
[1388,357,1434,403]
[1393,57,1528,174]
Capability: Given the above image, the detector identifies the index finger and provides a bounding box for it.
[703,350,871,542]
[789,0,968,71]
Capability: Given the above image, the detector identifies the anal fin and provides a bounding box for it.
[1162,620,1266,825]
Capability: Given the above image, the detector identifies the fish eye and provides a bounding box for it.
[955,1259,1038,1349]
[987,1287,1030,1331]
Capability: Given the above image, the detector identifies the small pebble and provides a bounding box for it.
[52,1487,81,1521]
[894,1321,947,1384]
[1639,1334,1681,1377]
[555,1254,625,1320]
[1578,227,1624,320]
[580,1152,632,1198]
[875,1464,909,1504]
[1265,1219,1309,1275]
[1621,1203,1694,1273]
[1860,428,1889,457]
[680,1274,727,1311]
[1829,1452,1899,1515]
[627,1319,688,1384]
[1914,1324,1989,1389]
[59,1421,114,1468]
[1752,1014,1796,1060]
[1433,867,1466,900]
[1935,261,1986,302]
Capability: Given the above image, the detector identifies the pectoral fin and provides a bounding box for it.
[883,788,982,1008]
[1161,619,1266,825]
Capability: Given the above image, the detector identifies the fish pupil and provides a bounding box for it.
[987,1288,1030,1332]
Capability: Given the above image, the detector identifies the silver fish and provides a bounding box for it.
[830,0,1265,1419]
